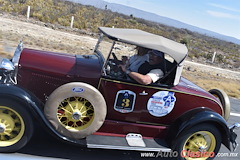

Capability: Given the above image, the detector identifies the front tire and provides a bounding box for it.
[174,124,221,160]
[0,99,33,152]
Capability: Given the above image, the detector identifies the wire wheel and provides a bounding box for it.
[0,99,33,153]
[174,124,221,160]
[182,131,216,160]
[0,106,25,147]
[57,97,94,131]
[44,82,107,139]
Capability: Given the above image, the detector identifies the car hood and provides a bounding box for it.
[174,77,218,101]
[18,48,103,87]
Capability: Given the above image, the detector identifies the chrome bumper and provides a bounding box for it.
[229,123,240,151]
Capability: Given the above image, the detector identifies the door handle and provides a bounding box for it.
[139,91,148,96]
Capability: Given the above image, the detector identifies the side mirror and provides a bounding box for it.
[0,58,15,71]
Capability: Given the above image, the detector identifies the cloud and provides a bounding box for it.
[207,10,240,20]
[209,3,240,13]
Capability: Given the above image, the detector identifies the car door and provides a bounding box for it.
[98,77,178,125]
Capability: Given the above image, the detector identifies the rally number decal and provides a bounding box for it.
[114,90,136,113]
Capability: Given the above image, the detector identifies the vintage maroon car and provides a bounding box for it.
[0,27,239,159]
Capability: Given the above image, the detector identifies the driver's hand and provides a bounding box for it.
[118,64,127,72]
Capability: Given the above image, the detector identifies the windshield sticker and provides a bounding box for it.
[114,90,136,113]
[147,91,176,117]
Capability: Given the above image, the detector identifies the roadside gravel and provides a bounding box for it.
[0,14,239,82]
[184,61,240,81]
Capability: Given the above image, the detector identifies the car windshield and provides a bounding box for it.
[96,35,177,85]
[95,35,136,59]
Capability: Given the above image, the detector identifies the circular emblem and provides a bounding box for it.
[147,91,176,117]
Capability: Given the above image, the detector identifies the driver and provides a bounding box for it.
[119,50,164,85]
[124,46,149,72]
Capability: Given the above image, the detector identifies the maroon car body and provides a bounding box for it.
[0,27,238,159]
[17,46,223,138]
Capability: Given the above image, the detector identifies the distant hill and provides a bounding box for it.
[68,0,240,44]
[1,0,238,70]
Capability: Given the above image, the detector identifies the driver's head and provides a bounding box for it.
[148,50,164,65]
[136,47,149,56]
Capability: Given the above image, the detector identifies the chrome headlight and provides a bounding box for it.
[0,58,15,71]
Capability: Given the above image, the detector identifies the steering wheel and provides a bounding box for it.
[106,54,126,79]
[112,52,121,65]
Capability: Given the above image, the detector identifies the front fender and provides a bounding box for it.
[168,109,231,150]
[0,83,87,146]
[0,83,44,110]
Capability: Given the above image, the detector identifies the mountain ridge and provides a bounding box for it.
[68,0,240,44]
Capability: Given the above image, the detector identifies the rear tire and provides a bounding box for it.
[209,89,230,121]
[174,124,221,160]
[0,99,33,152]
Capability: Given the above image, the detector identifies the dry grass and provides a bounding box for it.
[1,42,239,98]
[0,44,12,58]
[1,46,239,98]
[182,70,240,99]
[0,0,239,70]
[0,29,94,56]
[0,17,239,99]
[1,34,239,99]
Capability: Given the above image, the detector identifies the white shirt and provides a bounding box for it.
[127,54,149,72]
[147,69,164,83]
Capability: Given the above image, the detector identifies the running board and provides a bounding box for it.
[86,133,171,152]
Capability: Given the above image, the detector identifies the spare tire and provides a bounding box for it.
[44,82,107,139]
[209,88,230,121]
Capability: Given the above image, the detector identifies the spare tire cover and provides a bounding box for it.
[44,82,107,139]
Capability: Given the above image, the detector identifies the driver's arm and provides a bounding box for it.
[128,71,152,85]
[119,64,150,84]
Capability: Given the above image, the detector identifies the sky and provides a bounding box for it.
[104,0,240,40]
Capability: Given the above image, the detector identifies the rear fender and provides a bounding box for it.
[167,109,231,150]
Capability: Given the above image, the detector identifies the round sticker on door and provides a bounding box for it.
[147,91,176,117]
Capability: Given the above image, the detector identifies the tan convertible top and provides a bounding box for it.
[99,27,188,63]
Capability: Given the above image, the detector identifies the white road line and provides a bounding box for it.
[230,112,240,117]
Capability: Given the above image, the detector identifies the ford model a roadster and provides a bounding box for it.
[0,27,239,159]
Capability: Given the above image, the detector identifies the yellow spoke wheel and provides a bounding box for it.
[174,124,221,160]
[44,82,107,139]
[0,99,33,153]
[182,131,216,160]
[0,106,25,147]
[57,97,94,131]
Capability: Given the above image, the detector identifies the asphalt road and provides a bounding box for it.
[0,98,239,160]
